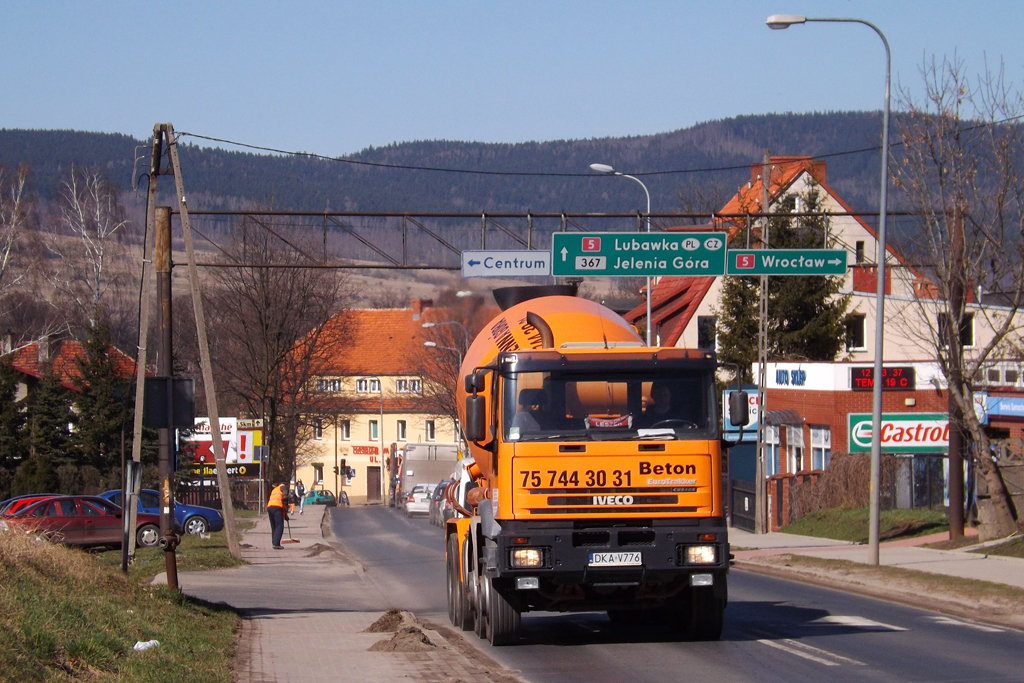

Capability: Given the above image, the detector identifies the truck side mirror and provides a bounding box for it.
[465,395,487,441]
[464,371,486,394]
[729,391,750,427]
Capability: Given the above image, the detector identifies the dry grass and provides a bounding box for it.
[0,531,237,682]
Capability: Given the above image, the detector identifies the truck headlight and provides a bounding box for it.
[685,545,717,565]
[510,548,544,568]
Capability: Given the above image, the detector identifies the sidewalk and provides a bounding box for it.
[730,526,1024,590]
[174,505,514,683]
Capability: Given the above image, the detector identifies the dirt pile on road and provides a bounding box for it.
[368,626,438,652]
[365,608,416,632]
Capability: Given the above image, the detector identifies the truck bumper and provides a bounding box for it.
[486,517,728,612]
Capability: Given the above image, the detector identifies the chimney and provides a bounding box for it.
[1,333,10,355]
[411,298,433,321]
[37,336,49,363]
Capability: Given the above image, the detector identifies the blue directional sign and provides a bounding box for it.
[462,250,551,278]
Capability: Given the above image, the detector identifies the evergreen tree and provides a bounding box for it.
[0,360,28,478]
[29,363,73,465]
[71,322,131,472]
[716,185,852,378]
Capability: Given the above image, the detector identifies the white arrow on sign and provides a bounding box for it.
[828,258,842,265]
[561,247,568,262]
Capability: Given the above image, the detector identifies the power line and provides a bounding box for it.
[177,111,1024,180]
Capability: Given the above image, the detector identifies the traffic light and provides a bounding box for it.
[333,466,339,475]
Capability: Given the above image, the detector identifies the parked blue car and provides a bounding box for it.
[99,489,225,535]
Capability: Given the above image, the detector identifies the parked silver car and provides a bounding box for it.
[404,483,433,517]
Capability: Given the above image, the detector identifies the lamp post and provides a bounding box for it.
[422,321,470,353]
[767,13,890,565]
[589,163,653,346]
[367,376,385,503]
[424,341,466,443]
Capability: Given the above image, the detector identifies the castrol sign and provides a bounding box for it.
[847,413,949,453]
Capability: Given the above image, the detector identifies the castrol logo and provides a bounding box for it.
[848,413,949,453]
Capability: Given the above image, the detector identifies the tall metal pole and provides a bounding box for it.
[756,151,771,534]
[155,206,180,591]
[766,14,890,564]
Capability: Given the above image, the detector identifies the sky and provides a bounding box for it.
[3,1,1024,157]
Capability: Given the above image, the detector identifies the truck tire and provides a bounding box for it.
[447,534,464,629]
[485,577,521,646]
[473,567,488,639]
[686,587,724,641]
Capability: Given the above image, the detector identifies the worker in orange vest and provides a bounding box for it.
[267,481,289,549]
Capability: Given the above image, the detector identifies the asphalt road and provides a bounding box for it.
[330,506,1024,683]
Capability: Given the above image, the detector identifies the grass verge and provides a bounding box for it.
[973,536,1024,559]
[1,531,238,682]
[97,529,248,581]
[780,506,948,543]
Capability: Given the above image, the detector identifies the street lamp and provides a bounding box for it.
[767,13,890,565]
[422,321,470,353]
[367,376,385,503]
[424,341,466,445]
[590,163,653,346]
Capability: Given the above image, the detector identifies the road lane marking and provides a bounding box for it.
[811,615,908,631]
[926,616,1004,633]
[757,638,866,666]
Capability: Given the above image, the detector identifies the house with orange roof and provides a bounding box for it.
[620,156,1024,528]
[4,334,139,399]
[293,299,480,505]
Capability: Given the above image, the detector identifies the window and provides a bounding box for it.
[316,378,341,393]
[425,419,436,441]
[846,314,866,351]
[855,241,865,264]
[697,316,717,350]
[810,426,831,471]
[313,418,323,440]
[397,420,407,441]
[312,463,324,485]
[356,378,381,393]
[396,379,422,394]
[765,425,780,477]
[938,313,975,349]
[369,420,378,440]
[787,426,804,474]
[339,419,351,440]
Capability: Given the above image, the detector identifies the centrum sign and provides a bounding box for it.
[552,232,727,277]
[848,413,949,453]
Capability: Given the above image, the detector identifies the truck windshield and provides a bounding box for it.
[502,369,717,442]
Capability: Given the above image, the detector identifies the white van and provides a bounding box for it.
[398,443,460,509]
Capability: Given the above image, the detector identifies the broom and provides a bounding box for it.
[282,515,300,543]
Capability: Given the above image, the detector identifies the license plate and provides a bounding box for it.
[588,551,642,567]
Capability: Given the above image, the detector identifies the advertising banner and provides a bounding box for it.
[847,413,949,453]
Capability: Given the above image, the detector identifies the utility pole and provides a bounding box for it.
[155,206,180,590]
[754,150,771,534]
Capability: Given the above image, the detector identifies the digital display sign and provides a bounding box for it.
[850,366,916,391]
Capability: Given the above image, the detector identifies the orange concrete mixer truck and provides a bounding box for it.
[445,285,748,645]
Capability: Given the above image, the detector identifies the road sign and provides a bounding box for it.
[726,249,847,276]
[551,232,727,277]
[461,250,551,278]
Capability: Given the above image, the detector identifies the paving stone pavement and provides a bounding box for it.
[172,506,518,683]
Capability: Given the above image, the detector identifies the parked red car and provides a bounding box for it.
[0,493,59,516]
[0,495,162,549]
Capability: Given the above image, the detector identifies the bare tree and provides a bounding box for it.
[893,56,1024,538]
[0,165,30,301]
[45,167,134,332]
[207,214,352,484]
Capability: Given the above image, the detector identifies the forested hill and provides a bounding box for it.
[0,111,888,215]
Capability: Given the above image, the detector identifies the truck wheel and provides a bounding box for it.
[473,568,488,639]
[485,577,521,646]
[686,588,724,641]
[447,535,464,629]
